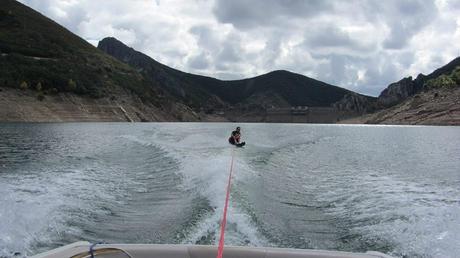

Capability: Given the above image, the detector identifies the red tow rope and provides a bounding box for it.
[216,148,235,258]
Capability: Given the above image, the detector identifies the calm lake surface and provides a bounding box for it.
[1,123,459,258]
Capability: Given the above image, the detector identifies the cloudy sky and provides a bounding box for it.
[19,0,460,96]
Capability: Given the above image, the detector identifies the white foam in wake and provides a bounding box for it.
[122,128,269,247]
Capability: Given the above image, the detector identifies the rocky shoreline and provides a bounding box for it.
[3,86,459,125]
[0,87,201,122]
[339,87,460,126]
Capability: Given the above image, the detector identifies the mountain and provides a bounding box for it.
[343,57,460,125]
[0,0,197,122]
[98,37,369,111]
[378,57,460,107]
[348,87,460,125]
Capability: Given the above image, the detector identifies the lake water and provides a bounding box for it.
[1,123,459,258]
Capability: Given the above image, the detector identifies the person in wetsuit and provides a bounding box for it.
[228,126,241,145]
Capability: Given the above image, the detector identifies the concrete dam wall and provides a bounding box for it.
[265,107,357,123]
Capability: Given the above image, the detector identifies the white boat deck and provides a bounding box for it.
[31,241,394,258]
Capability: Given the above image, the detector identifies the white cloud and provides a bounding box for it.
[18,0,460,96]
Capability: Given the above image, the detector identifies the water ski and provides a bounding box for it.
[236,142,245,147]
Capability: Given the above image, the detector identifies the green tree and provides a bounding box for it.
[451,67,460,85]
[67,79,77,92]
[35,82,42,91]
[425,75,456,89]
[19,81,28,90]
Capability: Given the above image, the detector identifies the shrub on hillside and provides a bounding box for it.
[425,75,456,89]
[35,82,42,91]
[67,79,77,92]
[19,81,28,90]
[451,67,460,85]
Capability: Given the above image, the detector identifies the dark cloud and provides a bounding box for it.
[213,0,437,50]
[302,25,375,52]
[396,51,416,68]
[189,25,219,50]
[217,44,241,63]
[213,0,332,29]
[187,51,210,70]
[382,0,437,49]
[447,0,460,9]
[189,26,245,73]
[312,54,363,92]
[306,27,355,48]
[305,51,403,96]
[364,60,399,87]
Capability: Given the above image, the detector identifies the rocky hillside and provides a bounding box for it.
[342,58,460,125]
[98,37,370,111]
[0,87,198,122]
[0,0,198,122]
[378,57,460,107]
[332,92,379,114]
[342,87,460,125]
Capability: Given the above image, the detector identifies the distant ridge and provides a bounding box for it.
[98,37,369,109]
